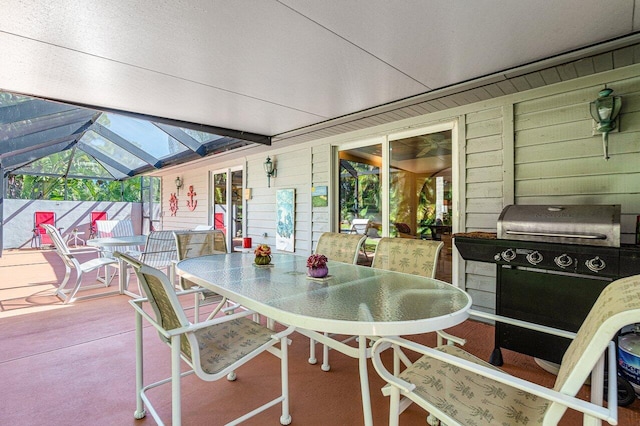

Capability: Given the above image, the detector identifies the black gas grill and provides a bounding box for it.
[455,204,640,365]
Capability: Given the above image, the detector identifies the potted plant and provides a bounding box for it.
[254,244,272,265]
[307,253,329,278]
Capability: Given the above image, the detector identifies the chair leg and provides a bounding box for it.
[64,271,85,304]
[194,294,200,322]
[134,310,146,420]
[388,386,401,426]
[55,265,73,301]
[171,334,182,425]
[279,335,292,425]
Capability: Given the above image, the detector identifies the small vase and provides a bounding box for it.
[255,255,271,265]
[308,266,328,278]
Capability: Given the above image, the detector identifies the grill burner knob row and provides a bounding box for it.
[554,254,573,268]
[585,256,606,272]
[499,248,516,262]
[526,251,543,265]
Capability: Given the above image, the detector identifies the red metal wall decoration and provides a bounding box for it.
[186,185,197,211]
[169,193,178,216]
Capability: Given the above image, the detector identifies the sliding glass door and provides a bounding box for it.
[211,167,244,252]
[337,124,455,280]
[389,130,452,239]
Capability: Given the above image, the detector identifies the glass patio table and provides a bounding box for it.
[176,253,471,425]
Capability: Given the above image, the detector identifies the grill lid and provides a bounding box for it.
[497,204,621,247]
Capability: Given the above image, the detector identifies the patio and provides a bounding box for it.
[1,248,638,425]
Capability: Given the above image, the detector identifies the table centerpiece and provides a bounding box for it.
[307,253,329,278]
[254,244,272,265]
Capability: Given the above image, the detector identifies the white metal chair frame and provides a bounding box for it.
[370,275,640,426]
[117,252,294,426]
[42,224,118,304]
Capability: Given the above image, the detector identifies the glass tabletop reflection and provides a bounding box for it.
[177,253,471,336]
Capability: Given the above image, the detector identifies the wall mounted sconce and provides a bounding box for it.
[263,156,276,188]
[175,176,183,195]
[590,88,622,160]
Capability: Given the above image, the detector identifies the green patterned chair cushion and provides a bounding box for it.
[400,345,549,425]
[372,238,443,278]
[315,232,365,264]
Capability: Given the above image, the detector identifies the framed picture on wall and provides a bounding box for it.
[276,188,295,252]
[311,186,328,207]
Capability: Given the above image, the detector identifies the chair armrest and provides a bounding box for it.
[130,298,273,337]
[67,247,101,255]
[468,309,577,340]
[371,336,617,423]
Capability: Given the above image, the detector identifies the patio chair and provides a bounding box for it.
[312,237,447,372]
[116,252,294,426]
[371,237,443,278]
[134,230,182,296]
[42,224,118,304]
[308,232,367,367]
[88,211,107,239]
[371,274,640,426]
[33,211,56,248]
[372,237,462,346]
[349,218,371,235]
[174,230,234,322]
[95,219,142,258]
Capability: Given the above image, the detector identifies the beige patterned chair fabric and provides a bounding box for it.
[116,252,293,425]
[315,232,366,264]
[371,237,444,278]
[174,230,227,291]
[372,274,640,425]
[307,232,367,368]
[174,230,231,321]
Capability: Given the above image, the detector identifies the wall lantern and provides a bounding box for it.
[590,88,622,160]
[263,156,276,188]
[175,176,183,195]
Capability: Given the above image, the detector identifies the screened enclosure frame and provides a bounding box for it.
[0,91,270,182]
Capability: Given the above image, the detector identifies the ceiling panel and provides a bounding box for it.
[282,0,636,88]
[1,0,639,139]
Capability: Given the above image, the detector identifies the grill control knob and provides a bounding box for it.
[501,248,516,262]
[585,256,606,272]
[554,254,573,268]
[526,251,543,265]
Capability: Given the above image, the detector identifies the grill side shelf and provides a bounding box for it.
[453,236,501,263]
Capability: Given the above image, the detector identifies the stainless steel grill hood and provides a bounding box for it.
[497,204,621,247]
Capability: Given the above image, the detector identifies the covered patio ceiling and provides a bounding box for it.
[1,1,639,178]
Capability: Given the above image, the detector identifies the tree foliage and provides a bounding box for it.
[6,174,147,202]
